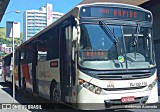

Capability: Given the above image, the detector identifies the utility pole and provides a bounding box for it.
[12,21,15,103]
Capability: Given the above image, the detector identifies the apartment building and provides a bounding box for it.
[23,3,63,42]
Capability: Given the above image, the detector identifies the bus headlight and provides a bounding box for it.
[147,79,157,90]
[148,84,153,90]
[89,85,95,91]
[95,87,102,94]
[79,79,102,94]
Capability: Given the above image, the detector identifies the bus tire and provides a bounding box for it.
[50,81,60,106]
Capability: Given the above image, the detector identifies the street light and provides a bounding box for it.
[4,10,21,103]
[12,21,15,103]
[0,10,21,60]
[4,10,21,15]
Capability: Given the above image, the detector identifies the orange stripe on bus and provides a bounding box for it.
[22,64,31,81]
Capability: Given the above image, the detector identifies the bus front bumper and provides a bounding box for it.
[77,84,158,110]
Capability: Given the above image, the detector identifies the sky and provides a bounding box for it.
[0,0,82,31]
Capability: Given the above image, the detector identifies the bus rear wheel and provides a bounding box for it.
[50,83,60,103]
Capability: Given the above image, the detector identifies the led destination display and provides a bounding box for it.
[80,6,152,22]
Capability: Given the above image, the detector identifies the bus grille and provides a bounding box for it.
[96,72,152,80]
[103,86,146,91]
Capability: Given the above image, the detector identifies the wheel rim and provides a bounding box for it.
[52,86,60,102]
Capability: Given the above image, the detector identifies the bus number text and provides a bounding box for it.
[130,82,147,87]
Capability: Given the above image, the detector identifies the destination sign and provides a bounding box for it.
[80,6,152,22]
[81,50,108,61]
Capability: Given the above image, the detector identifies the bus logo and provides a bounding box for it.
[107,81,114,88]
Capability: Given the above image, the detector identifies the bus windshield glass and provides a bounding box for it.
[78,23,155,70]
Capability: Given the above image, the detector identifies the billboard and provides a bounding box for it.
[46,4,53,26]
[6,21,20,38]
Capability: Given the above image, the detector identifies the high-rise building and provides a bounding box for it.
[23,3,63,42]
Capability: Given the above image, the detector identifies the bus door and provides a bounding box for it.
[32,44,38,94]
[60,23,73,103]
[37,51,45,97]
[37,46,47,97]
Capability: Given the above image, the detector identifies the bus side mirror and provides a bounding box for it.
[73,25,80,41]
[72,18,80,61]
[73,26,78,41]
[72,25,80,61]
[72,18,80,42]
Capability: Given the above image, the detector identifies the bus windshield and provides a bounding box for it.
[78,23,155,70]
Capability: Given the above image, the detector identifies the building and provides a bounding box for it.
[0,44,12,54]
[6,21,20,38]
[23,3,63,42]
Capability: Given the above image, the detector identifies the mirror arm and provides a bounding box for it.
[72,18,80,61]
[74,18,79,28]
[74,18,80,43]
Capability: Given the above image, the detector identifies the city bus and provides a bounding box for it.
[14,2,158,109]
[2,53,13,82]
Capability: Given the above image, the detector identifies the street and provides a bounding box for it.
[0,76,73,111]
[0,76,160,112]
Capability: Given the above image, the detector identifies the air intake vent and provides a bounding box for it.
[97,72,152,80]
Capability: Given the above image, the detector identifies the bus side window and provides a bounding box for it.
[46,27,59,60]
[26,47,33,64]
[38,52,47,62]
[37,41,47,62]
[80,25,91,49]
[35,33,48,62]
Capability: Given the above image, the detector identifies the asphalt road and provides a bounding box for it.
[0,76,160,112]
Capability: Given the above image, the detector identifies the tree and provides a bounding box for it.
[0,27,23,58]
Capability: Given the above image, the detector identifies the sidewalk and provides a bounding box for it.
[0,77,30,112]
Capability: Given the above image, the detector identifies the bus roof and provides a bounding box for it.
[77,2,151,13]
[78,0,149,6]
[15,2,151,51]
[15,7,78,51]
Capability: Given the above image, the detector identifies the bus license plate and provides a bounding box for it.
[121,96,135,103]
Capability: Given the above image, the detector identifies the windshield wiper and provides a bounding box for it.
[132,24,140,46]
[99,21,118,43]
[131,24,140,59]
[99,21,119,57]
